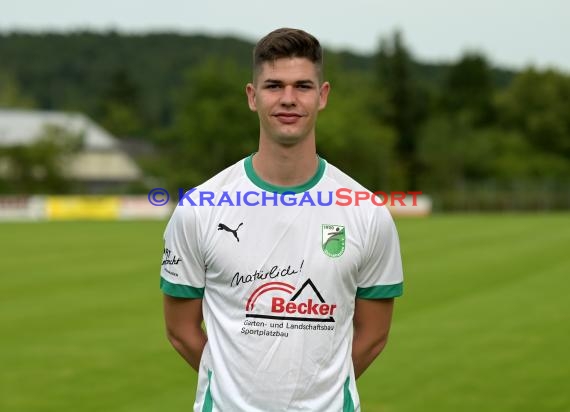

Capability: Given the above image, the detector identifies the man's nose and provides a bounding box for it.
[280,85,296,106]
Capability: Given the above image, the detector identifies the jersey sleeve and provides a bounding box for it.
[160,204,206,298]
[356,206,404,299]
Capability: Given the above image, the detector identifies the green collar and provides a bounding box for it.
[244,154,326,194]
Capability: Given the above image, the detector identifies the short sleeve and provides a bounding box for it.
[160,204,206,298]
[356,206,404,299]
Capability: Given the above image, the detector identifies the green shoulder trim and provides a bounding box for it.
[244,153,326,194]
[160,277,204,299]
[356,282,403,299]
[202,370,213,412]
[343,376,354,412]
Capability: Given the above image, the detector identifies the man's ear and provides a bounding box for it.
[318,81,331,111]
[246,83,257,112]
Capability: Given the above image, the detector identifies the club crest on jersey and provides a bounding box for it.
[321,224,345,258]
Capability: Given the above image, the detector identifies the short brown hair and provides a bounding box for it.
[253,28,323,82]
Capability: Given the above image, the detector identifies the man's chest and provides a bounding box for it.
[198,205,366,317]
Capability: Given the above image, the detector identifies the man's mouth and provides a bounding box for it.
[274,113,302,124]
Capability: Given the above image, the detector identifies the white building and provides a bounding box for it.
[0,108,143,192]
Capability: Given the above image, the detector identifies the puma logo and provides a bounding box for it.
[217,222,244,242]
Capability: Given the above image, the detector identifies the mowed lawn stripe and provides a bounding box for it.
[1,215,568,411]
[394,214,569,314]
[359,213,570,412]
[0,221,195,412]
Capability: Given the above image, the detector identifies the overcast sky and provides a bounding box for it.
[1,0,568,71]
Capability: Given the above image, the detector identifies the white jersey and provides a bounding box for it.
[160,155,404,412]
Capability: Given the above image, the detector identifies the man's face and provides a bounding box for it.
[246,57,330,146]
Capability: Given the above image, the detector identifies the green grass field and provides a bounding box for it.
[1,214,569,411]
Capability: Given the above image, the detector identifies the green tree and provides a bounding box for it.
[496,68,570,157]
[98,69,143,137]
[318,55,397,191]
[418,115,570,193]
[442,52,495,125]
[0,70,35,107]
[0,125,80,194]
[374,31,427,190]
[160,58,258,190]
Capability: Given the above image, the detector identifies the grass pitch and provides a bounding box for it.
[1,214,569,411]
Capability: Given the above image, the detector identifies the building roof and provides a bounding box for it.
[0,108,143,182]
[0,108,117,149]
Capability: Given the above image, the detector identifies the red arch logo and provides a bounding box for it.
[246,282,295,311]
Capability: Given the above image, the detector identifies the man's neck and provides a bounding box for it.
[253,138,319,187]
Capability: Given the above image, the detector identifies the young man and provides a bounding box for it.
[161,28,404,411]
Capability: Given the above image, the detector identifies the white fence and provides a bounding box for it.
[0,195,172,221]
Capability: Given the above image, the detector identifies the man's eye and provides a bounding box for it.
[266,84,281,89]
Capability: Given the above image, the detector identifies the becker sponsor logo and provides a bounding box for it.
[162,248,182,265]
[245,279,336,322]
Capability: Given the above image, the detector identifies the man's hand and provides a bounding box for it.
[352,298,394,378]
[163,295,207,371]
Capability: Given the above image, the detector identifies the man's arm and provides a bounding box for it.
[352,297,394,379]
[163,295,207,371]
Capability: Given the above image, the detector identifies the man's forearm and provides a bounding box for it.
[168,328,208,371]
[352,298,394,378]
[352,333,388,379]
[163,296,206,371]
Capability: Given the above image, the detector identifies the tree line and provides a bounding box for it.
[1,31,569,210]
